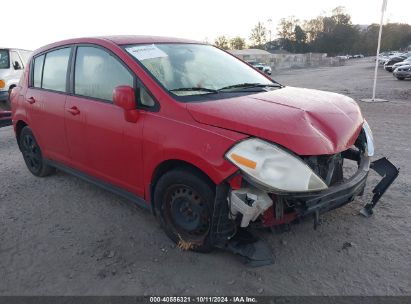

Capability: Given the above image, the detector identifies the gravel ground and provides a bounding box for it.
[0,58,410,296]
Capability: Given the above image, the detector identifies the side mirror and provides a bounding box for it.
[113,85,138,123]
[13,61,22,70]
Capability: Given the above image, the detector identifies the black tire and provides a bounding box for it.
[397,77,405,80]
[19,126,55,177]
[154,169,215,252]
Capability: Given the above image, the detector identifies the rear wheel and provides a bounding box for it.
[154,169,215,252]
[20,126,55,177]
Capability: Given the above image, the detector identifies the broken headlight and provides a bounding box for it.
[363,120,374,157]
[225,138,328,193]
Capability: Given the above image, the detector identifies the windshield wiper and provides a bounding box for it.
[169,87,218,94]
[218,83,281,91]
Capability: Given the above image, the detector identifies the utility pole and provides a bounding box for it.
[267,19,272,50]
[362,0,388,103]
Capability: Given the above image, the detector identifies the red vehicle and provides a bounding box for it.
[11,36,398,265]
[0,109,12,127]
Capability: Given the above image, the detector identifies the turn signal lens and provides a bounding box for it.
[230,153,257,169]
[0,80,5,89]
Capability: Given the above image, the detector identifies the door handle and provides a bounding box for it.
[67,106,80,115]
[26,97,36,104]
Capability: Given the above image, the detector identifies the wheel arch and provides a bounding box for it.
[8,84,17,91]
[149,159,217,215]
[15,120,28,150]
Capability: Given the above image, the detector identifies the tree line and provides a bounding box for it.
[214,7,411,56]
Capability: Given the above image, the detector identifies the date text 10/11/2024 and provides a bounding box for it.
[149,297,258,303]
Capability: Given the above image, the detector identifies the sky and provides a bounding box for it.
[3,0,410,51]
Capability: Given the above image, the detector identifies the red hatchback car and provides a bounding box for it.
[11,36,398,264]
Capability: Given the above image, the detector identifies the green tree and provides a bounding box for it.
[304,17,324,42]
[266,7,411,55]
[250,22,267,48]
[306,6,359,55]
[277,17,299,40]
[230,36,246,50]
[214,36,229,50]
[294,25,308,52]
[276,17,307,53]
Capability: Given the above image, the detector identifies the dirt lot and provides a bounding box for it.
[0,59,410,295]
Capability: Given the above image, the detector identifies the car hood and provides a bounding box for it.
[186,87,363,155]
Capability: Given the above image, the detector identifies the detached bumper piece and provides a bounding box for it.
[210,183,274,267]
[360,157,400,217]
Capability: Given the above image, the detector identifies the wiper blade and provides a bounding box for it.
[218,83,281,91]
[169,87,218,93]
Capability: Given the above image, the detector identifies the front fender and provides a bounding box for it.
[141,112,246,201]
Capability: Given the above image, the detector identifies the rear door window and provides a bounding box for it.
[42,48,71,92]
[74,46,134,102]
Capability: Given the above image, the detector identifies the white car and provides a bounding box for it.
[0,48,32,101]
[247,61,272,75]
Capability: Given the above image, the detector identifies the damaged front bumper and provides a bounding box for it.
[223,148,399,233]
[284,155,399,227]
[289,153,371,225]
[210,143,399,266]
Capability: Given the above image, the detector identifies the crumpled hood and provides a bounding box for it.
[187,87,363,155]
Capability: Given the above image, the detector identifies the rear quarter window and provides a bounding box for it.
[33,55,45,88]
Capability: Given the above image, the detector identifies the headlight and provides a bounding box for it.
[363,120,374,157]
[225,138,328,193]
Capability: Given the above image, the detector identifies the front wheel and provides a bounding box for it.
[154,169,215,252]
[19,126,55,177]
[396,77,405,80]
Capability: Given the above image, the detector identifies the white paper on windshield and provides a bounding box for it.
[126,44,168,61]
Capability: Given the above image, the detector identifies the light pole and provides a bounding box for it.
[267,19,272,49]
[361,0,388,103]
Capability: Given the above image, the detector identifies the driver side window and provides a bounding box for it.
[74,46,134,103]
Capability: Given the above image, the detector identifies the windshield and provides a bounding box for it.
[0,49,10,69]
[124,43,274,96]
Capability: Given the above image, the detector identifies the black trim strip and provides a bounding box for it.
[45,159,151,212]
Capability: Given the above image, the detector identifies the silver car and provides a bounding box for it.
[247,61,272,75]
[391,59,411,71]
[393,65,411,80]
[0,48,32,101]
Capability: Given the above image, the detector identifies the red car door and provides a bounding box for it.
[64,45,144,196]
[25,48,72,163]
